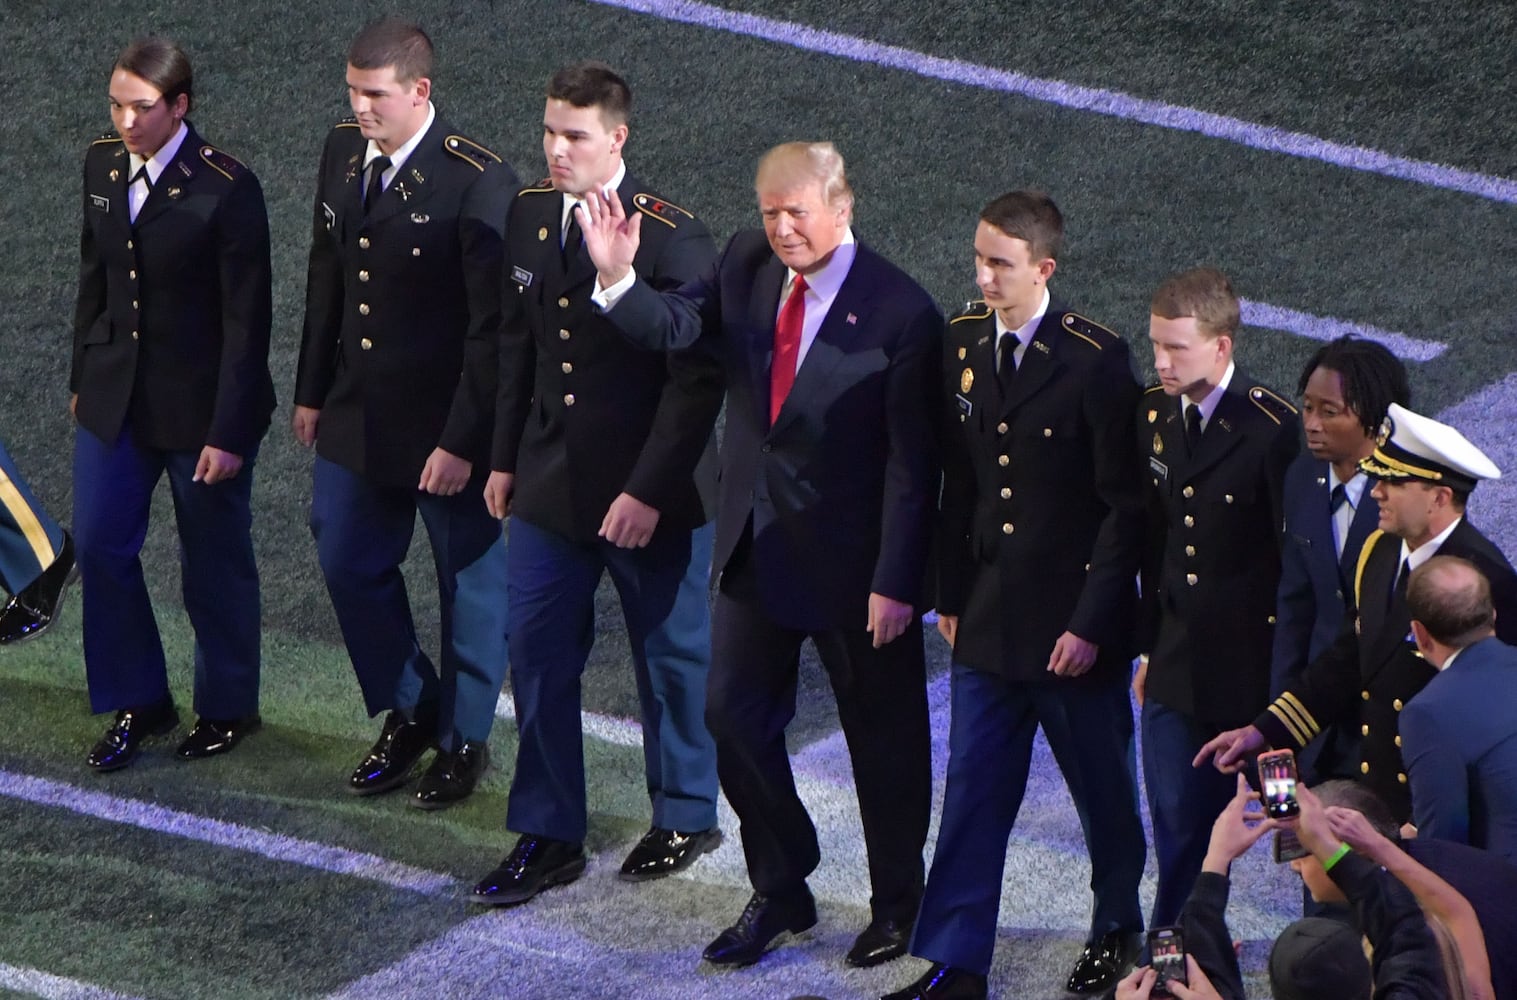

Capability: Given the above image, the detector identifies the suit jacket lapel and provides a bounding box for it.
[770,249,877,436]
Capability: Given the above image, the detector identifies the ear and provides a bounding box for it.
[609,122,629,154]
[412,77,432,103]
[1036,257,1057,283]
[170,92,190,119]
[1410,619,1434,656]
[1215,332,1235,359]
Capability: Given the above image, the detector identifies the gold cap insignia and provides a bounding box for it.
[1153,433,1164,455]
[1377,415,1393,446]
[960,368,974,394]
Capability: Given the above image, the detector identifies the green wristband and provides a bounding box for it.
[1322,843,1352,872]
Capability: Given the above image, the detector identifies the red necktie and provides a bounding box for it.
[770,274,808,425]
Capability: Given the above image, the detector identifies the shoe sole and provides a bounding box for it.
[471,855,588,907]
[0,564,81,648]
[617,829,724,883]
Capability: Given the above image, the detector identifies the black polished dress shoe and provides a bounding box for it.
[0,532,78,646]
[411,741,490,810]
[176,715,261,759]
[881,963,988,1000]
[618,826,722,882]
[847,916,914,968]
[472,835,587,906]
[702,888,818,967]
[87,701,180,772]
[1066,930,1143,994]
[347,710,433,795]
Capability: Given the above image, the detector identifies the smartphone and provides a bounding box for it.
[1258,748,1300,819]
[1273,828,1309,864]
[1147,926,1187,997]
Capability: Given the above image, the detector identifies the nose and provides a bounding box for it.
[545,135,567,159]
[974,261,994,289]
[119,108,137,130]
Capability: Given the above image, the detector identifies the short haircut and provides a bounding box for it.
[754,141,854,212]
[1150,266,1240,340]
[1268,917,1371,1000]
[1407,556,1495,648]
[348,16,433,83]
[1312,780,1399,841]
[115,36,194,113]
[979,190,1063,262]
[1297,336,1412,438]
[546,61,632,125]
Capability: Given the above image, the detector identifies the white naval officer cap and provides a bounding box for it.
[1359,402,1501,493]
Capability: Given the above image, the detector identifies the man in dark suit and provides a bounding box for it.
[582,141,940,968]
[1273,337,1410,782]
[1402,556,1517,863]
[0,439,76,645]
[884,192,1146,1000]
[1134,266,1300,927]
[71,36,274,770]
[469,62,723,907]
[1198,403,1517,822]
[295,17,517,808]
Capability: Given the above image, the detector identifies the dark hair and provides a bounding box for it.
[1312,780,1400,840]
[1297,336,1411,437]
[978,190,1063,262]
[547,61,632,124]
[115,37,193,113]
[1150,266,1240,340]
[348,17,433,83]
[1407,556,1495,648]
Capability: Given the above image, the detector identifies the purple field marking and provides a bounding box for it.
[594,0,1517,206]
[1240,299,1447,361]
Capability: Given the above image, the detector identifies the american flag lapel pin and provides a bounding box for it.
[846,313,857,325]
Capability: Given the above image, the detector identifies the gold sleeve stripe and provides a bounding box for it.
[0,470,58,569]
[1267,702,1311,747]
[1355,529,1387,606]
[1278,692,1321,737]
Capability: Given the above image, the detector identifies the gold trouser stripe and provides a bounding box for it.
[0,469,57,572]
[1268,701,1310,746]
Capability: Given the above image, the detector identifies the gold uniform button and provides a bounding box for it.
[1225,494,1235,504]
[358,270,369,282]
[1183,515,1194,527]
[359,303,370,316]
[126,240,134,250]
[563,394,575,406]
[1002,523,1014,535]
[1394,735,1402,748]
[999,488,1012,500]
[998,455,1009,467]
[1184,545,1195,557]
[360,338,373,350]
[129,269,137,279]
[1362,690,1371,701]
[1393,698,1404,711]
[131,330,139,340]
[1043,428,1052,437]
[412,247,421,256]
[1361,724,1370,736]
[1182,486,1194,499]
[997,422,1008,434]
[1186,573,1198,586]
[1398,773,1407,784]
[561,362,573,374]
[1361,761,1370,775]
[559,329,571,341]
[131,299,138,309]
[359,237,370,249]
[1267,615,1277,624]
[557,296,570,308]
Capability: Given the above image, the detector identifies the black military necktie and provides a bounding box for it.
[1393,557,1412,608]
[364,155,391,215]
[129,165,152,224]
[996,334,1018,396]
[1184,402,1204,453]
[561,208,583,265]
[1330,483,1348,514]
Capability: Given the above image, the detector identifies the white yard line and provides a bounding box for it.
[0,963,142,1000]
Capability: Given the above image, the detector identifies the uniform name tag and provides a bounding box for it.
[90,194,110,212]
[1149,456,1169,480]
[322,202,336,231]
[955,393,973,418]
[511,266,535,288]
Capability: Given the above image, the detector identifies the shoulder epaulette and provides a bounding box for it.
[91,132,122,146]
[950,300,992,325]
[1354,529,1388,607]
[444,135,501,170]
[1143,383,1166,395]
[1247,385,1298,424]
[517,178,556,196]
[1061,311,1119,350]
[198,144,246,181]
[631,193,694,229]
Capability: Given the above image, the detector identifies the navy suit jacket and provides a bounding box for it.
[606,230,942,630]
[1271,456,1381,695]
[1402,635,1517,864]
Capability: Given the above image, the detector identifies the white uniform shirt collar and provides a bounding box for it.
[129,120,189,186]
[993,288,1050,364]
[1185,361,1235,429]
[364,102,435,178]
[1402,516,1463,571]
[782,228,857,369]
[562,160,627,233]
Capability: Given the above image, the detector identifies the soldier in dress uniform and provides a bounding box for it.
[1132,266,1300,927]
[471,62,723,907]
[886,191,1147,1000]
[294,17,517,808]
[1197,403,1517,822]
[72,36,274,770]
